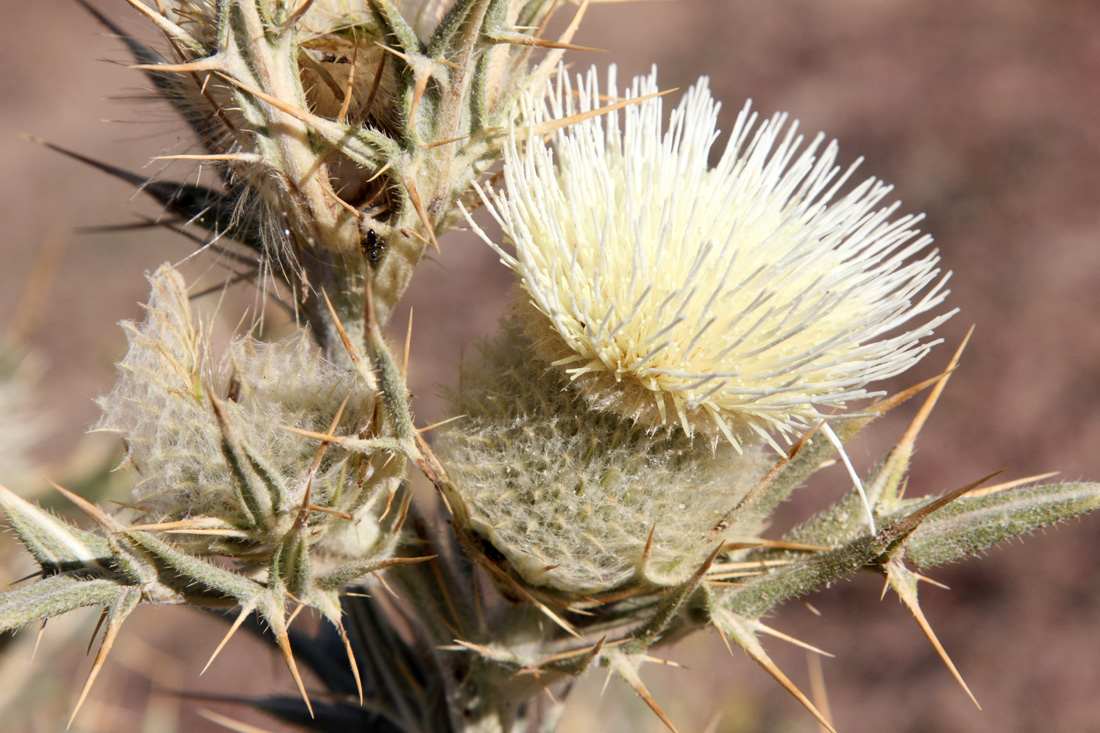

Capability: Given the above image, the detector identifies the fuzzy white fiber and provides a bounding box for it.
[438,322,773,594]
[97,265,381,555]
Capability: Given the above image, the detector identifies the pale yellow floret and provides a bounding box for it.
[467,65,954,449]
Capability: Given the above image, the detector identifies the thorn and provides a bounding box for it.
[519,636,609,673]
[601,667,614,696]
[720,538,827,553]
[202,606,253,675]
[362,51,387,115]
[196,708,272,733]
[48,480,121,532]
[132,58,221,74]
[866,327,974,507]
[399,226,430,245]
[425,133,472,149]
[126,518,235,532]
[403,177,439,252]
[326,187,366,220]
[295,391,353,531]
[607,652,681,733]
[753,621,834,658]
[152,153,258,162]
[884,469,1006,550]
[416,414,466,435]
[372,569,401,599]
[213,71,321,128]
[331,618,364,704]
[407,63,431,123]
[707,421,822,541]
[402,308,413,377]
[307,504,354,520]
[966,471,1060,499]
[914,572,951,591]
[86,609,107,656]
[281,0,317,29]
[527,88,677,139]
[120,0,202,52]
[272,619,314,718]
[32,620,47,661]
[319,289,366,365]
[493,33,603,53]
[394,485,415,533]
[548,0,592,63]
[476,558,580,638]
[337,35,359,124]
[367,160,392,182]
[806,652,834,733]
[378,485,397,522]
[641,655,686,669]
[68,599,133,729]
[642,524,656,564]
[889,564,980,709]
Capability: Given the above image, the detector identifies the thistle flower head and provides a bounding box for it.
[471,67,954,449]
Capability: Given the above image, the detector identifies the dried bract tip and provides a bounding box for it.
[470,66,954,449]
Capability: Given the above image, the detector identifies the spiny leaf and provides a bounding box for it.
[368,0,425,63]
[0,576,125,634]
[0,483,111,573]
[315,555,437,591]
[903,481,1100,569]
[123,530,263,603]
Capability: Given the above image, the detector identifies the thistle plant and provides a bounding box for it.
[3,1,1100,731]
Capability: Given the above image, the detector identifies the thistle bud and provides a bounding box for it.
[97,265,390,560]
[437,322,772,595]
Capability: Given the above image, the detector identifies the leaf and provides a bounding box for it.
[0,483,112,573]
[903,481,1100,569]
[0,576,125,633]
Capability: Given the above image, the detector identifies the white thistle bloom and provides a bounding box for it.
[468,66,954,450]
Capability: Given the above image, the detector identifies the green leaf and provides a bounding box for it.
[904,481,1100,569]
[0,484,112,574]
[123,530,263,603]
[0,576,125,633]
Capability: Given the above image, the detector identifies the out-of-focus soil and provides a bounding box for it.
[2,1,1099,731]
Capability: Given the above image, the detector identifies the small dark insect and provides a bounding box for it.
[362,229,386,265]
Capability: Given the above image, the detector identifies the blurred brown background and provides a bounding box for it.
[3,1,1100,731]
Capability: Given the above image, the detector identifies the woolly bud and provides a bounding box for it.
[437,322,772,595]
[97,265,388,559]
